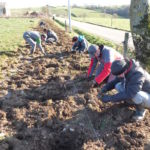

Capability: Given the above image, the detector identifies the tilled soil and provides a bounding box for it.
[0,19,150,150]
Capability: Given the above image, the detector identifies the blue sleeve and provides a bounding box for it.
[104,77,123,91]
[102,92,130,103]
[72,42,78,50]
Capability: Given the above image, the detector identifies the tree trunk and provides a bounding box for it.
[130,0,150,68]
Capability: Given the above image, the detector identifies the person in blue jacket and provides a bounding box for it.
[99,59,150,121]
[71,35,88,53]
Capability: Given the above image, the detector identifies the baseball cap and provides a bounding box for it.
[88,45,98,58]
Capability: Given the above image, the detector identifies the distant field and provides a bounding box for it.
[0,18,39,52]
[73,17,130,31]
[50,7,130,31]
[10,7,130,31]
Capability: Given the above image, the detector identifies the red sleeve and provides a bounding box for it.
[95,62,112,84]
[87,58,94,77]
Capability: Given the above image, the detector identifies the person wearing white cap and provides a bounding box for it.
[88,44,123,87]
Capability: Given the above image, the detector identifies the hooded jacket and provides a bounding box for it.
[88,46,123,84]
[103,59,150,102]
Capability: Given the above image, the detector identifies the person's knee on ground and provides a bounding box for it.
[132,91,150,121]
[132,91,150,109]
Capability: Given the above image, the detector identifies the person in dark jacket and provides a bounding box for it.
[88,44,123,87]
[23,31,47,55]
[71,35,88,53]
[99,59,150,121]
[43,28,58,43]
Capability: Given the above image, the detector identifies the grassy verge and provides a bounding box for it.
[72,17,130,31]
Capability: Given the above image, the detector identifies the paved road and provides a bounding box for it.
[57,17,134,49]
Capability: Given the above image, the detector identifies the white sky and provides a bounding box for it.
[2,0,131,8]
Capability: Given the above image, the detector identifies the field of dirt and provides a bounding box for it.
[0,19,150,150]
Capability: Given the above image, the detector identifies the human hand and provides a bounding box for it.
[101,95,111,103]
[91,80,99,88]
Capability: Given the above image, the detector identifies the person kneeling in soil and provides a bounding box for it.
[99,59,150,121]
[23,31,47,55]
[43,28,58,44]
[71,35,88,53]
[87,44,123,88]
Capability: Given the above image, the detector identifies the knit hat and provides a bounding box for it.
[72,36,78,42]
[88,45,99,58]
[111,59,128,75]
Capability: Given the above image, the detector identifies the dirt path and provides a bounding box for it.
[0,19,150,150]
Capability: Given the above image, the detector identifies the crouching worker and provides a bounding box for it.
[99,59,150,121]
[23,31,47,55]
[88,44,123,87]
[71,35,88,53]
[43,28,58,44]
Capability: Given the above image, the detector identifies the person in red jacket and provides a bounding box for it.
[87,44,123,87]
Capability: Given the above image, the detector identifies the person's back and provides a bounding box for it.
[125,60,150,94]
[26,31,40,41]
[101,46,123,63]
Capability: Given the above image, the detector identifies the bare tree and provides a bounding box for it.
[130,0,150,68]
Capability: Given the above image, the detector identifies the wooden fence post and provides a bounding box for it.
[65,20,67,32]
[123,33,129,58]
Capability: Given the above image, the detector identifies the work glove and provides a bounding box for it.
[91,80,99,88]
[101,95,111,103]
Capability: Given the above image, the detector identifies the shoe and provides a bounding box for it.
[43,52,47,56]
[30,46,36,54]
[132,109,147,121]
